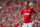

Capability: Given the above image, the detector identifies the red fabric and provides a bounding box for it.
[21,3,25,6]
[13,16,15,19]
[5,5,12,8]
[16,25,20,27]
[20,7,35,23]
[16,25,18,27]
[0,26,2,27]
[37,2,40,7]
[2,25,5,27]
[16,24,19,27]
[37,2,40,5]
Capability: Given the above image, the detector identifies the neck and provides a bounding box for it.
[26,6,29,9]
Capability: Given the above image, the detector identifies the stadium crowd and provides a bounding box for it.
[0,0,40,27]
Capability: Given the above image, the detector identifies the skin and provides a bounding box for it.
[25,2,29,9]
[19,2,37,27]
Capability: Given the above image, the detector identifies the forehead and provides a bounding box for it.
[25,2,28,4]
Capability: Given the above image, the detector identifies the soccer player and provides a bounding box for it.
[20,1,37,27]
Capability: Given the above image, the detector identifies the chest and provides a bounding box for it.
[23,9,32,13]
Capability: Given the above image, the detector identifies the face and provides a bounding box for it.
[25,2,29,7]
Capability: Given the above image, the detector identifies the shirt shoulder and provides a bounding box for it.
[22,7,25,9]
[29,7,33,9]
[29,7,34,11]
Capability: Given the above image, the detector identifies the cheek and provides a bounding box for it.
[26,4,28,6]
[25,3,27,5]
[25,4,27,5]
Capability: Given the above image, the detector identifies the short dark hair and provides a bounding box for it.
[25,1,29,3]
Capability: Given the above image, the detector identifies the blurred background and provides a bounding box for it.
[0,0,40,27]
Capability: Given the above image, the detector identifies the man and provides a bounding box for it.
[20,1,37,27]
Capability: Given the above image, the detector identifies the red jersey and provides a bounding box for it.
[20,7,35,23]
[2,25,5,27]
